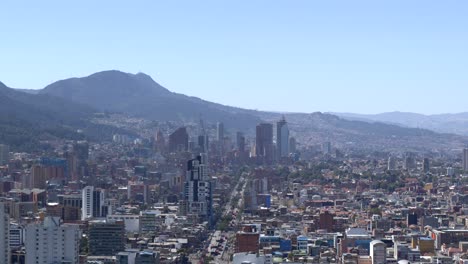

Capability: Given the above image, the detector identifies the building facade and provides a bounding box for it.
[25,217,80,264]
[276,117,289,159]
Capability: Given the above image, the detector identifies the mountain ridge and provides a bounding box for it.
[334,111,468,136]
[1,70,467,153]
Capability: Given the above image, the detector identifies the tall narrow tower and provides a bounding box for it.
[256,123,274,163]
[276,116,289,159]
[183,155,213,226]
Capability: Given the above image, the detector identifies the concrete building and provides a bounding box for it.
[276,116,289,158]
[422,158,430,173]
[82,186,106,220]
[255,123,274,163]
[236,132,245,152]
[0,144,9,166]
[168,127,189,152]
[183,155,213,225]
[88,220,125,256]
[370,240,386,264]
[135,250,159,264]
[322,141,331,154]
[25,217,80,264]
[387,156,397,171]
[139,211,158,234]
[0,203,10,264]
[289,137,297,153]
[236,225,260,253]
[464,148,468,171]
[217,122,224,142]
[107,214,139,233]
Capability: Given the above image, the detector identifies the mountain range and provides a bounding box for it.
[40,70,261,131]
[1,70,467,152]
[0,81,133,151]
[334,112,468,136]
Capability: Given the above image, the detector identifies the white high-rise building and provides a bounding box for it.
[0,203,10,264]
[387,156,397,171]
[82,186,105,220]
[370,240,386,264]
[463,148,468,171]
[25,217,80,264]
[0,144,9,166]
[276,117,289,158]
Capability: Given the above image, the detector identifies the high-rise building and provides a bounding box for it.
[155,130,166,152]
[423,158,430,173]
[217,122,224,142]
[82,186,106,220]
[88,220,125,256]
[197,135,209,153]
[255,123,274,163]
[168,127,189,152]
[289,137,297,154]
[404,152,416,170]
[236,132,245,152]
[369,240,386,264]
[183,155,213,225]
[463,148,468,171]
[0,144,9,166]
[387,156,397,171]
[73,141,89,161]
[276,117,289,159]
[322,141,332,154]
[0,203,10,264]
[25,217,80,264]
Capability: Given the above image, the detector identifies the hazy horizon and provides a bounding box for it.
[1,1,467,115]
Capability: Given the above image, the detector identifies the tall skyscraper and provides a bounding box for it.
[168,127,189,152]
[198,135,209,153]
[0,203,10,264]
[387,156,397,171]
[322,141,332,154]
[0,144,9,166]
[236,132,245,152]
[25,217,80,264]
[82,186,106,220]
[463,148,468,171]
[276,116,289,158]
[217,122,224,142]
[289,137,297,153]
[155,130,166,151]
[183,155,213,225]
[423,158,430,173]
[88,220,125,256]
[404,152,416,170]
[255,123,274,163]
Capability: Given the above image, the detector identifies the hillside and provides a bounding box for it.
[258,112,467,153]
[2,70,466,153]
[40,70,261,131]
[0,82,133,151]
[335,111,468,136]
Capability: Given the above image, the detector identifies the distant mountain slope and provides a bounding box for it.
[334,111,468,136]
[40,70,261,131]
[258,112,467,153]
[37,70,468,152]
[0,82,132,151]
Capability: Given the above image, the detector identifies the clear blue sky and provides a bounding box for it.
[1,1,467,114]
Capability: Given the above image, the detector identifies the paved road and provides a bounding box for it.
[189,173,247,264]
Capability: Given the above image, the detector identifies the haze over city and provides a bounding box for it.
[1,1,468,114]
[1,2,468,264]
